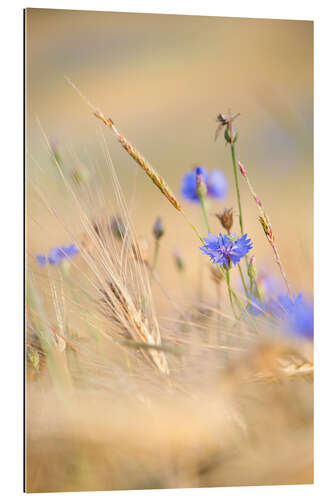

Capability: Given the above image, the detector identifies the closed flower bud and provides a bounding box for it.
[153,216,164,240]
[110,216,126,239]
[216,208,233,233]
[173,247,185,272]
[72,165,91,186]
[224,126,238,144]
[248,255,257,281]
[195,167,207,199]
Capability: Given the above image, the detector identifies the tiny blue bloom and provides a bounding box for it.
[36,254,47,266]
[181,167,227,202]
[37,243,79,266]
[200,233,253,269]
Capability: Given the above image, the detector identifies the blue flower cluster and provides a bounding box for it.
[181,166,227,202]
[247,291,314,340]
[200,233,253,268]
[36,243,79,266]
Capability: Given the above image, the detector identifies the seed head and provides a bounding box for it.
[216,208,233,233]
[259,215,274,243]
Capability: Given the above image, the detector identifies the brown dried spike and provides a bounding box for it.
[94,111,181,211]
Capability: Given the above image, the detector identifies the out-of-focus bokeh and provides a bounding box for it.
[26,9,313,298]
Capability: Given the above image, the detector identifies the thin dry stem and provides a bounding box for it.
[238,161,291,295]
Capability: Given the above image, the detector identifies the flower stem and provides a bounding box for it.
[199,195,211,234]
[231,143,245,235]
[225,269,240,320]
[230,144,260,296]
[238,263,249,297]
[152,239,160,272]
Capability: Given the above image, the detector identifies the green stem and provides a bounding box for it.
[225,269,240,320]
[238,263,249,297]
[231,144,244,235]
[152,239,160,271]
[249,277,254,299]
[230,143,261,297]
[199,195,210,233]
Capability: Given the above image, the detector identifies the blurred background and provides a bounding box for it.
[26,9,313,303]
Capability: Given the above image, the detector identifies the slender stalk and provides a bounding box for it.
[225,269,240,320]
[199,196,211,233]
[239,160,291,295]
[231,144,245,235]
[238,263,249,297]
[230,143,262,298]
[152,239,160,272]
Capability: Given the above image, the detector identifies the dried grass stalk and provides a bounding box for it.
[94,110,181,211]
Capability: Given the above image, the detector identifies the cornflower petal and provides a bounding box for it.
[36,254,46,266]
[207,170,228,199]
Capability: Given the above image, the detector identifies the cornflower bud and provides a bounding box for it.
[72,164,91,186]
[216,208,233,234]
[196,167,207,199]
[110,216,126,240]
[224,125,238,144]
[173,247,185,272]
[248,255,257,282]
[153,216,164,240]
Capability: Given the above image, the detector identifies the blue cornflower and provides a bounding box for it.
[181,167,227,202]
[276,294,314,340]
[36,243,79,267]
[200,233,253,269]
